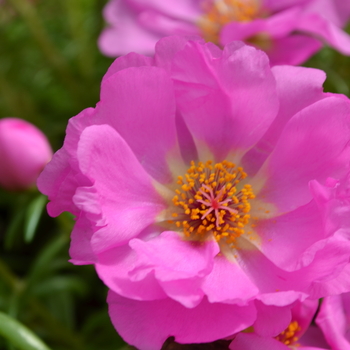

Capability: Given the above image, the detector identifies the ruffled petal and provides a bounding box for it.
[102,52,153,83]
[69,213,96,264]
[37,108,95,216]
[108,291,256,349]
[74,124,165,253]
[129,231,219,307]
[253,301,292,337]
[98,66,177,183]
[138,10,199,36]
[297,12,350,55]
[171,40,279,159]
[263,0,312,12]
[258,96,350,212]
[129,0,202,22]
[236,237,350,303]
[220,7,303,43]
[292,299,319,335]
[243,65,326,175]
[95,241,167,300]
[309,264,350,299]
[220,8,326,65]
[201,255,259,304]
[256,200,324,271]
[154,36,196,71]
[266,34,322,66]
[98,0,160,56]
[316,293,350,350]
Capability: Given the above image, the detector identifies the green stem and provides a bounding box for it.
[0,311,52,350]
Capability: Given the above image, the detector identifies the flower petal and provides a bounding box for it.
[297,12,350,55]
[201,255,259,304]
[256,200,325,271]
[108,291,256,349]
[299,325,330,349]
[236,236,350,303]
[254,301,292,337]
[129,231,219,307]
[102,52,153,84]
[266,35,322,65]
[74,124,165,253]
[98,66,177,183]
[258,96,350,212]
[138,10,199,36]
[98,0,160,56]
[37,108,95,216]
[229,333,288,350]
[243,65,326,175]
[220,7,302,43]
[129,231,219,281]
[316,293,350,350]
[69,213,96,264]
[172,40,279,159]
[130,0,202,22]
[95,242,167,300]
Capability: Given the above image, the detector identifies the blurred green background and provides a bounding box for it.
[0,1,128,349]
[0,1,350,349]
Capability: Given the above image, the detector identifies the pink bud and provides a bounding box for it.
[0,118,53,191]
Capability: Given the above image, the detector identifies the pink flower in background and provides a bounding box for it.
[99,0,350,65]
[38,37,350,349]
[230,300,330,350]
[0,118,52,191]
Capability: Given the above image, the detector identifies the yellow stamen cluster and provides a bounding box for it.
[170,160,255,246]
[198,0,260,43]
[275,321,301,346]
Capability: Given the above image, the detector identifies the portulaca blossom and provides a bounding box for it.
[99,0,350,65]
[0,118,52,191]
[230,300,330,350]
[38,37,350,349]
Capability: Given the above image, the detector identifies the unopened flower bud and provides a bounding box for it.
[0,118,52,191]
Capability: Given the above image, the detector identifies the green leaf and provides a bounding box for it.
[26,234,69,288]
[24,194,47,243]
[32,276,86,297]
[0,311,52,350]
[4,206,26,250]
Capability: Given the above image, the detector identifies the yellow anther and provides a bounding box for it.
[170,159,255,246]
[182,184,190,191]
[275,320,301,346]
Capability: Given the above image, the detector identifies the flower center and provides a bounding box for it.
[170,160,255,247]
[275,321,301,346]
[198,0,260,43]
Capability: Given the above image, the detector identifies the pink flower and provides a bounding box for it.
[229,300,330,350]
[317,278,350,348]
[99,0,350,65]
[316,174,350,350]
[0,118,52,191]
[38,37,350,348]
